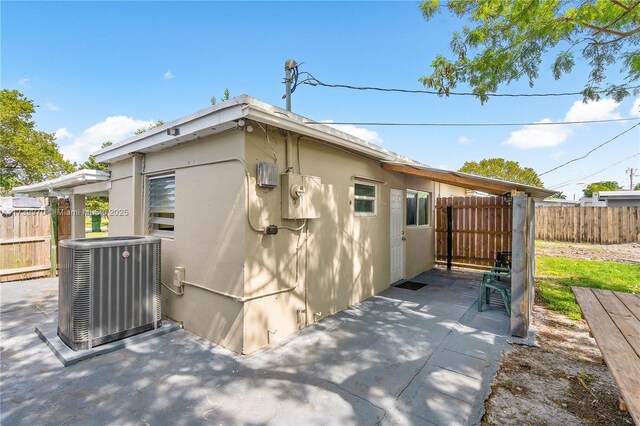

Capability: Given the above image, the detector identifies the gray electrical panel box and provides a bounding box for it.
[281,173,322,219]
[257,162,279,187]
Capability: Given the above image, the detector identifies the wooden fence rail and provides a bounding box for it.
[1,199,71,282]
[0,208,51,282]
[436,196,513,267]
[535,206,640,244]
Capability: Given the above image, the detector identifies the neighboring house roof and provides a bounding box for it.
[538,198,579,205]
[596,190,640,200]
[11,169,111,196]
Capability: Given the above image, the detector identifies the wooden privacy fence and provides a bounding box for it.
[436,196,513,268]
[1,207,51,282]
[0,199,71,282]
[535,206,640,244]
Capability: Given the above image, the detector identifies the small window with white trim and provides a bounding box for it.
[148,174,175,237]
[406,190,431,226]
[354,182,377,216]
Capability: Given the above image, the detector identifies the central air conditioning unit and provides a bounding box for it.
[58,236,162,351]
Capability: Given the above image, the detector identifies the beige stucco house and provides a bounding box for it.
[16,96,553,354]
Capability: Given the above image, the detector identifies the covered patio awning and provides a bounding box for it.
[382,162,556,201]
[11,169,111,197]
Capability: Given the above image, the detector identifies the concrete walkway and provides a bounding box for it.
[0,268,511,425]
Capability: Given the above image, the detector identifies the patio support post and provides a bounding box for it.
[527,197,536,320]
[510,193,530,337]
[49,197,58,277]
[70,194,85,239]
[132,154,144,234]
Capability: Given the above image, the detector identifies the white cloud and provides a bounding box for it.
[630,98,640,117]
[550,151,565,161]
[45,102,60,112]
[505,98,624,150]
[54,128,73,140]
[457,135,472,145]
[163,70,174,80]
[17,78,30,87]
[564,98,622,122]
[321,120,383,145]
[505,118,573,149]
[60,116,154,163]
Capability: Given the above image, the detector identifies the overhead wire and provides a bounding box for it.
[304,118,636,127]
[549,152,640,189]
[299,71,640,99]
[539,122,640,176]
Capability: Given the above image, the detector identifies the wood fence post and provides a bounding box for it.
[49,197,58,277]
[446,205,453,270]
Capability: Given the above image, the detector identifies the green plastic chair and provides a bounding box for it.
[478,267,511,316]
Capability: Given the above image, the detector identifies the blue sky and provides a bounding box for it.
[2,1,639,199]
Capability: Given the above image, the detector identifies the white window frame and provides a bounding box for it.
[406,190,432,227]
[147,173,175,238]
[354,181,377,217]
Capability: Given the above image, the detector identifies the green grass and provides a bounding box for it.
[85,231,108,238]
[536,257,640,320]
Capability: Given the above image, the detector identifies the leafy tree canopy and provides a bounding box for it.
[458,157,544,187]
[419,0,640,103]
[634,182,640,190]
[0,89,74,195]
[211,88,231,106]
[549,191,567,199]
[583,180,622,197]
[78,141,113,215]
[134,120,165,135]
[78,141,112,172]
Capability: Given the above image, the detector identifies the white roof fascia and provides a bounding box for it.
[11,169,110,195]
[73,180,111,195]
[93,102,246,163]
[92,95,401,164]
[245,107,396,162]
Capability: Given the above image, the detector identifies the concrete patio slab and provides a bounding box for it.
[1,267,512,426]
[35,320,181,367]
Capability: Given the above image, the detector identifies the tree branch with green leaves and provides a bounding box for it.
[419,0,640,103]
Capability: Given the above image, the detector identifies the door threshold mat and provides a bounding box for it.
[395,281,428,291]
[35,320,181,367]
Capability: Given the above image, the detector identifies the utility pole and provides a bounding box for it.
[627,167,638,190]
[284,59,298,112]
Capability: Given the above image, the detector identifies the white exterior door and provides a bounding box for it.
[390,189,405,283]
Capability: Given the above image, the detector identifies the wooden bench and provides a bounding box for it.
[572,287,640,425]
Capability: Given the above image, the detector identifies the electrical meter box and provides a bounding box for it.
[281,173,322,219]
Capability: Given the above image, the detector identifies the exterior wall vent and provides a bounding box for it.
[257,162,279,187]
[58,236,162,351]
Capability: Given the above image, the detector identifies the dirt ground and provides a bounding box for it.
[536,240,640,263]
[483,304,633,425]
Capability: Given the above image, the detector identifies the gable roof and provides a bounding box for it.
[91,95,555,200]
[93,95,407,164]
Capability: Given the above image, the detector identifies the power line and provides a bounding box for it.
[299,71,640,99]
[539,123,640,176]
[549,152,640,189]
[306,117,636,127]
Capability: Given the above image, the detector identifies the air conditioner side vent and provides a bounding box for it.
[57,236,162,351]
